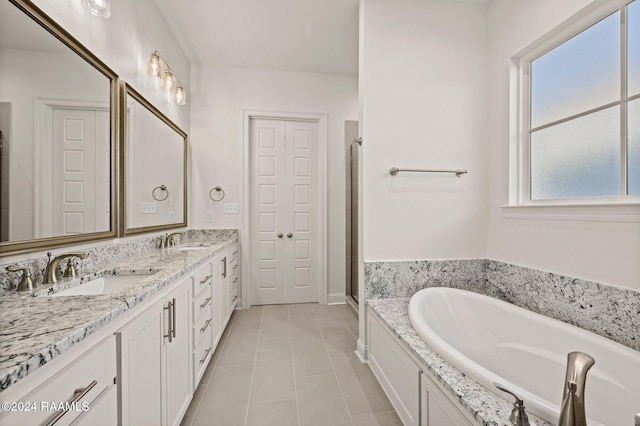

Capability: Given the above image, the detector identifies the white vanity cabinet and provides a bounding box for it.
[0,335,117,426]
[191,262,215,386]
[217,242,239,331]
[367,307,475,426]
[116,276,191,426]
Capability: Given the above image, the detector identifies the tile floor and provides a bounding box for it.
[181,303,402,426]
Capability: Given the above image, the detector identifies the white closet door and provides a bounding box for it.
[250,118,318,305]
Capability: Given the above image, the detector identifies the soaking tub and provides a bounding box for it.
[408,287,640,426]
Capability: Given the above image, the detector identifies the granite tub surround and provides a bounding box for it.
[0,229,238,392]
[367,298,552,426]
[364,259,486,299]
[365,258,640,352]
[484,260,640,352]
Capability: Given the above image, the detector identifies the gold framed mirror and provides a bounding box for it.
[120,82,187,235]
[0,0,119,255]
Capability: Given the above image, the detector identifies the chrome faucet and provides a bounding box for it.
[166,232,183,248]
[43,251,90,284]
[494,382,530,426]
[558,351,595,426]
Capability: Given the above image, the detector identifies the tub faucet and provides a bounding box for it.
[494,382,529,426]
[558,351,595,426]
[43,251,90,284]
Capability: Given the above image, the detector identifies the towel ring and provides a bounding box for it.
[209,186,225,202]
[152,185,169,201]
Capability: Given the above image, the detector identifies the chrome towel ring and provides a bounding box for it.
[152,185,169,201]
[209,186,225,202]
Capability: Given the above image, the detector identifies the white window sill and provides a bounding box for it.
[500,203,640,222]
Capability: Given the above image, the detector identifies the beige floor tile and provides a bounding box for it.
[290,318,322,340]
[312,305,343,324]
[258,322,291,352]
[351,411,403,426]
[233,309,263,330]
[344,317,360,340]
[336,304,357,321]
[291,337,333,377]
[217,329,259,366]
[287,303,316,313]
[262,307,289,323]
[245,399,299,426]
[319,324,357,357]
[250,350,296,403]
[191,365,253,426]
[296,375,352,426]
[331,354,394,415]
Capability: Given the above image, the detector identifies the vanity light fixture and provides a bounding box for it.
[81,0,111,18]
[146,51,187,106]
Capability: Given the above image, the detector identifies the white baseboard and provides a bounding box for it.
[355,338,367,363]
[327,292,345,305]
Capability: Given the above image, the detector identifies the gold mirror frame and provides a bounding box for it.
[119,82,188,236]
[0,0,119,255]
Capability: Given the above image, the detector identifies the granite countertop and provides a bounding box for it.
[367,298,553,426]
[0,238,237,393]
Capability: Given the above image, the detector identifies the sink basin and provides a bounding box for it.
[49,274,153,297]
[179,246,209,251]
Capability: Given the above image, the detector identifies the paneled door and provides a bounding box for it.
[251,118,319,305]
[51,108,109,236]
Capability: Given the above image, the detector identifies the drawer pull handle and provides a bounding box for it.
[200,347,212,364]
[200,319,212,333]
[232,264,238,270]
[200,275,212,285]
[233,277,238,284]
[232,295,238,302]
[232,250,238,256]
[44,380,98,426]
[200,297,212,309]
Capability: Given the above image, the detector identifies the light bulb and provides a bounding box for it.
[81,0,111,18]
[162,70,174,91]
[174,86,186,105]
[147,53,161,77]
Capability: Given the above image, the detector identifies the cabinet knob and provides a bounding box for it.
[277,233,283,238]
[287,233,293,238]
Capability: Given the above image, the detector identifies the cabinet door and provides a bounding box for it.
[219,254,230,328]
[166,281,192,426]
[117,298,166,426]
[421,372,473,426]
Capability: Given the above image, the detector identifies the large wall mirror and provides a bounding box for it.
[120,83,187,235]
[0,0,118,255]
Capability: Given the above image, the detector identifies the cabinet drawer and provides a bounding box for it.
[0,336,116,426]
[229,245,239,263]
[70,385,117,426]
[193,284,213,321]
[193,310,213,349]
[193,335,213,386]
[192,263,213,298]
[228,255,239,277]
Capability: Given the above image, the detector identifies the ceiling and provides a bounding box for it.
[153,0,360,76]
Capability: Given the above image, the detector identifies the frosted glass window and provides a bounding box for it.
[630,99,640,195]
[530,107,620,200]
[629,0,640,97]
[531,12,620,128]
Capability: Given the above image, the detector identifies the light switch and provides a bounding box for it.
[168,211,176,223]
[206,211,214,222]
[224,203,239,214]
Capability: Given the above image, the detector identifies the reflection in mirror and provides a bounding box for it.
[122,84,187,234]
[0,0,117,254]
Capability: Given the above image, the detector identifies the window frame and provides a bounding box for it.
[507,0,640,214]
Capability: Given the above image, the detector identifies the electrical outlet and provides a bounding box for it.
[167,211,176,223]
[206,211,214,223]
[224,203,239,214]
[141,202,157,214]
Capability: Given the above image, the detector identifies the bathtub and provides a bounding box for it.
[408,287,640,426]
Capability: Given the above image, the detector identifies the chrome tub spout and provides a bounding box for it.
[558,351,595,426]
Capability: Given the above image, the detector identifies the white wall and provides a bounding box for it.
[29,0,190,135]
[486,0,640,290]
[360,0,490,261]
[189,65,358,299]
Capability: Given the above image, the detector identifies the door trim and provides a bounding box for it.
[242,110,328,307]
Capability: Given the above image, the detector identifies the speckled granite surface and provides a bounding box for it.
[365,259,640,352]
[0,229,237,392]
[367,298,553,426]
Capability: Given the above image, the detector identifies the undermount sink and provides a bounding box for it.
[49,274,153,297]
[178,246,209,251]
